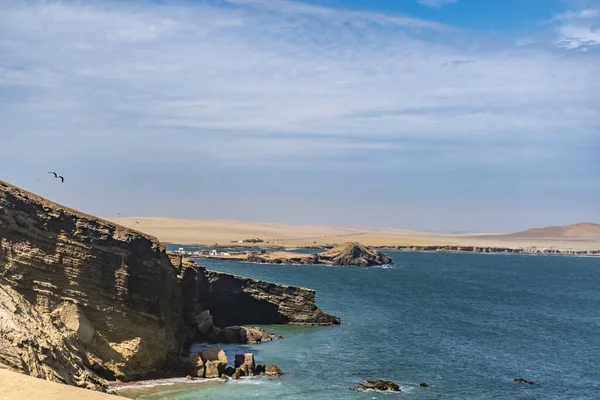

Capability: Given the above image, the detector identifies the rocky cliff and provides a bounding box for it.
[0,180,185,384]
[0,180,339,390]
[204,270,341,326]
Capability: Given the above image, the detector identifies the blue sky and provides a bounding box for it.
[1,0,599,232]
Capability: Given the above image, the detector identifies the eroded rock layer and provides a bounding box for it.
[0,180,339,390]
[204,270,341,326]
[0,181,184,383]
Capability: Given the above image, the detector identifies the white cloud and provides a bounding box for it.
[555,8,600,50]
[0,0,598,169]
[418,0,458,8]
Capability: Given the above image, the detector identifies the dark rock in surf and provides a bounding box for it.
[514,378,535,385]
[351,380,401,392]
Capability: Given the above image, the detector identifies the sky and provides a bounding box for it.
[1,0,599,233]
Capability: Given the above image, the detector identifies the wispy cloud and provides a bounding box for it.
[0,0,597,172]
[418,0,458,9]
[0,0,598,229]
[555,7,600,50]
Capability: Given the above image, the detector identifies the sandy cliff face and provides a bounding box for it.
[0,181,184,383]
[0,281,106,390]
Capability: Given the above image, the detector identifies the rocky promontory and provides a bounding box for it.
[318,242,392,266]
[0,180,339,391]
[237,243,392,267]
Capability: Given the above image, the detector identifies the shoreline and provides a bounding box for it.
[105,217,600,253]
[173,245,600,261]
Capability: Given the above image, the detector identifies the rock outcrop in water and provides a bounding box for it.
[514,377,535,385]
[204,270,341,326]
[351,380,401,392]
[318,243,392,266]
[232,243,392,267]
[0,180,339,390]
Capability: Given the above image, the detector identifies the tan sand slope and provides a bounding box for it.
[0,369,128,400]
[105,217,434,247]
[499,222,600,239]
[105,218,600,251]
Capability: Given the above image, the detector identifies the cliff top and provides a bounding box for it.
[0,180,162,246]
[319,242,381,258]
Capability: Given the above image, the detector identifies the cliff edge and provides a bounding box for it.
[0,180,339,390]
[0,180,185,384]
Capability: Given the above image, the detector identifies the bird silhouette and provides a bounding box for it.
[135,221,140,224]
[48,172,65,183]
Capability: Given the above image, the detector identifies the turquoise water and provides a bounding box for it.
[136,251,600,399]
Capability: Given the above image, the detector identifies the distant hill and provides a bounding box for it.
[503,223,600,239]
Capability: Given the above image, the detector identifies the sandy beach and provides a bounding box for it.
[105,218,600,252]
[0,370,129,400]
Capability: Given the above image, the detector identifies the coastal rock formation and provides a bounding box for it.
[265,364,282,378]
[0,180,339,391]
[247,252,314,265]
[0,180,184,383]
[397,245,524,254]
[234,353,255,376]
[193,309,278,344]
[186,347,228,378]
[318,243,392,266]
[204,270,341,326]
[351,380,400,392]
[0,281,106,390]
[234,243,392,267]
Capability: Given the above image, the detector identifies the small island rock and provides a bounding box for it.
[318,243,393,266]
[351,380,401,392]
[514,378,536,385]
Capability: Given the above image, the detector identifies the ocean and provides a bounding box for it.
[128,251,600,399]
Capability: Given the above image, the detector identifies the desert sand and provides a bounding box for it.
[0,369,128,400]
[105,218,600,252]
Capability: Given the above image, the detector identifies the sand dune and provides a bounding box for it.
[0,370,127,400]
[499,222,600,239]
[104,218,599,251]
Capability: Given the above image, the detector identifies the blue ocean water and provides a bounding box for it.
[133,251,600,400]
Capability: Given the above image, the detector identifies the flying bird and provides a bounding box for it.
[135,221,140,224]
[48,172,65,183]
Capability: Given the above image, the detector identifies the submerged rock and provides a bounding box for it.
[351,380,401,392]
[318,243,393,266]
